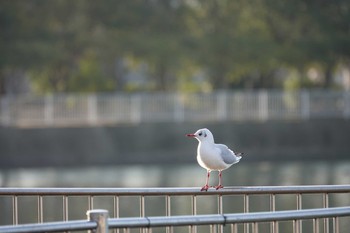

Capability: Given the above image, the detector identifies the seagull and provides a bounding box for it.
[186,128,243,191]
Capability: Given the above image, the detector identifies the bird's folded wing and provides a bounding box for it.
[215,144,240,165]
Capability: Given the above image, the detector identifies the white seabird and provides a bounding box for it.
[186,128,243,191]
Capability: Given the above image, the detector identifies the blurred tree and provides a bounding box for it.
[85,0,192,91]
[263,0,350,88]
[186,0,281,89]
[69,51,115,92]
[1,0,349,93]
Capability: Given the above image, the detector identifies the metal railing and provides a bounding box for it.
[1,90,349,127]
[0,185,350,232]
[0,207,350,233]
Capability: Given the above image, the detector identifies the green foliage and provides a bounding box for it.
[69,52,115,92]
[0,0,349,94]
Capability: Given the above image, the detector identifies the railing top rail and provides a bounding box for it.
[1,185,350,196]
[0,220,96,233]
[109,206,350,228]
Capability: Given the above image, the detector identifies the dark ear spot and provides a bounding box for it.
[204,132,207,137]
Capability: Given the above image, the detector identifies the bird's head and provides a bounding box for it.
[186,128,214,143]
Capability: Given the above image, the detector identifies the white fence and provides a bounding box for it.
[0,90,349,127]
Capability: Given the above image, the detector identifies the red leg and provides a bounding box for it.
[201,170,211,191]
[215,170,224,190]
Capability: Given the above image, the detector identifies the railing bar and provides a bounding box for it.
[192,195,197,215]
[0,220,97,232]
[231,223,237,233]
[244,194,249,233]
[1,206,349,232]
[323,193,329,233]
[270,194,276,211]
[140,195,145,217]
[12,195,18,225]
[165,195,173,233]
[2,187,350,232]
[114,196,119,218]
[88,195,94,210]
[296,193,302,210]
[38,195,44,223]
[293,220,297,233]
[218,195,223,233]
[62,195,68,221]
[108,207,350,228]
[1,185,350,196]
[296,194,302,233]
[270,194,277,233]
[333,217,339,233]
[218,195,223,214]
[210,224,216,233]
[313,218,319,233]
[191,195,197,233]
[218,223,223,233]
[252,222,258,233]
[114,196,120,233]
[140,195,145,233]
[273,221,279,233]
[293,219,300,233]
[166,195,171,216]
[189,225,193,233]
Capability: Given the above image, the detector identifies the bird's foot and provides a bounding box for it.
[215,185,224,190]
[200,184,210,191]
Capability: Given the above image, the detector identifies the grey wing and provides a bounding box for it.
[215,144,241,165]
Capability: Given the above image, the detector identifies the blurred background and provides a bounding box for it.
[0,0,350,189]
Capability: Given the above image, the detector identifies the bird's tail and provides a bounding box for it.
[235,152,244,160]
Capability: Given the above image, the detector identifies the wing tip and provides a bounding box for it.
[236,152,244,156]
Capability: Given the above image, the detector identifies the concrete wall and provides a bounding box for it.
[1,120,349,168]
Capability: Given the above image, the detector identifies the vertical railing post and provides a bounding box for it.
[12,195,18,225]
[270,194,278,233]
[296,194,302,233]
[44,94,54,126]
[301,90,310,120]
[131,94,142,123]
[174,93,185,123]
[323,193,329,233]
[87,209,109,233]
[244,194,250,233]
[88,94,98,125]
[259,90,268,121]
[217,91,227,121]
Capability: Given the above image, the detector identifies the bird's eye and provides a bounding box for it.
[199,132,202,136]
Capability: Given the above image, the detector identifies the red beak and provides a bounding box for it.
[186,133,196,137]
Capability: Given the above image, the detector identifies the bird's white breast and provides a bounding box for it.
[197,142,230,171]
